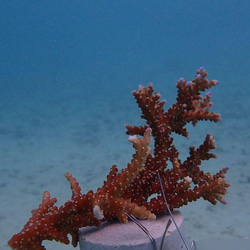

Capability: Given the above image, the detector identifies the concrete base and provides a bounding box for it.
[79,210,185,250]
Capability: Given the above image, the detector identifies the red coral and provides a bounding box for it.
[8,68,229,249]
[8,128,155,250]
[124,67,229,212]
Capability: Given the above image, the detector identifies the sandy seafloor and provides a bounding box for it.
[1,1,250,249]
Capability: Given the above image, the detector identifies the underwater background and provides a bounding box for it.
[1,1,249,249]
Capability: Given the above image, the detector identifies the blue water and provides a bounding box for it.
[1,1,249,249]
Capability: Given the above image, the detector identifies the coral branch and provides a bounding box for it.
[8,68,230,249]
[8,128,155,249]
[124,67,229,213]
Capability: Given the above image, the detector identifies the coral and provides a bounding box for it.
[124,67,229,212]
[8,128,155,249]
[8,67,230,249]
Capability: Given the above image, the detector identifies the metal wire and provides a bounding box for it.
[159,218,172,250]
[126,213,157,250]
[157,173,190,250]
[190,240,197,250]
[125,173,197,250]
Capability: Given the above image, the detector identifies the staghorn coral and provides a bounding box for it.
[124,67,229,212]
[8,128,155,249]
[8,67,229,249]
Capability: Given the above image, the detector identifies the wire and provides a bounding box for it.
[126,213,157,250]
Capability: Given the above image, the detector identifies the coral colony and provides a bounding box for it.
[8,68,230,249]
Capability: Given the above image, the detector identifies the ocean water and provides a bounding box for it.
[0,1,249,249]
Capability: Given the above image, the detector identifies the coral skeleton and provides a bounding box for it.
[8,67,230,249]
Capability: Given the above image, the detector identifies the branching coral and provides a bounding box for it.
[8,67,230,249]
